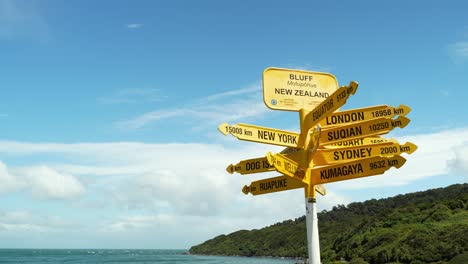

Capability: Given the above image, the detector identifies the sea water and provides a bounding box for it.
[0,249,297,263]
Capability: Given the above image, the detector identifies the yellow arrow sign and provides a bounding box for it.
[218,123,300,148]
[313,141,418,165]
[301,81,359,132]
[266,152,307,183]
[227,147,307,175]
[242,175,307,196]
[262,68,339,111]
[310,155,406,185]
[280,147,302,155]
[314,184,326,196]
[319,116,410,145]
[319,136,392,148]
[319,104,411,127]
[226,157,274,175]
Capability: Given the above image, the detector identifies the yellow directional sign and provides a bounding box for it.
[313,141,418,165]
[301,81,359,135]
[242,175,307,196]
[280,147,302,155]
[310,155,406,185]
[314,184,326,196]
[319,104,411,127]
[266,152,306,183]
[319,136,392,148]
[263,68,339,111]
[226,157,274,175]
[218,123,300,148]
[227,147,307,175]
[319,116,410,145]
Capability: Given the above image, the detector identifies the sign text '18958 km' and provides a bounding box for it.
[319,104,411,127]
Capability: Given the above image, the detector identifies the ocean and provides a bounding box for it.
[0,249,298,263]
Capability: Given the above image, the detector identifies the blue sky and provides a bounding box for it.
[0,0,467,249]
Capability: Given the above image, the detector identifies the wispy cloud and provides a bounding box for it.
[99,88,165,104]
[448,41,468,62]
[117,82,268,129]
[199,82,260,103]
[118,109,195,129]
[126,23,143,29]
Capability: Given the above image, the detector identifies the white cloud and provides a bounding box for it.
[0,128,466,197]
[0,126,466,243]
[20,166,86,199]
[126,23,143,29]
[0,161,22,193]
[316,190,352,211]
[0,141,280,218]
[448,142,468,178]
[0,161,85,200]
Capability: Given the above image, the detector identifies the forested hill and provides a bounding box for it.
[189,184,468,264]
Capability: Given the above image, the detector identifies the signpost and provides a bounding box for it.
[217,67,417,264]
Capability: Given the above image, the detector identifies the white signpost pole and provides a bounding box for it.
[305,197,321,264]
